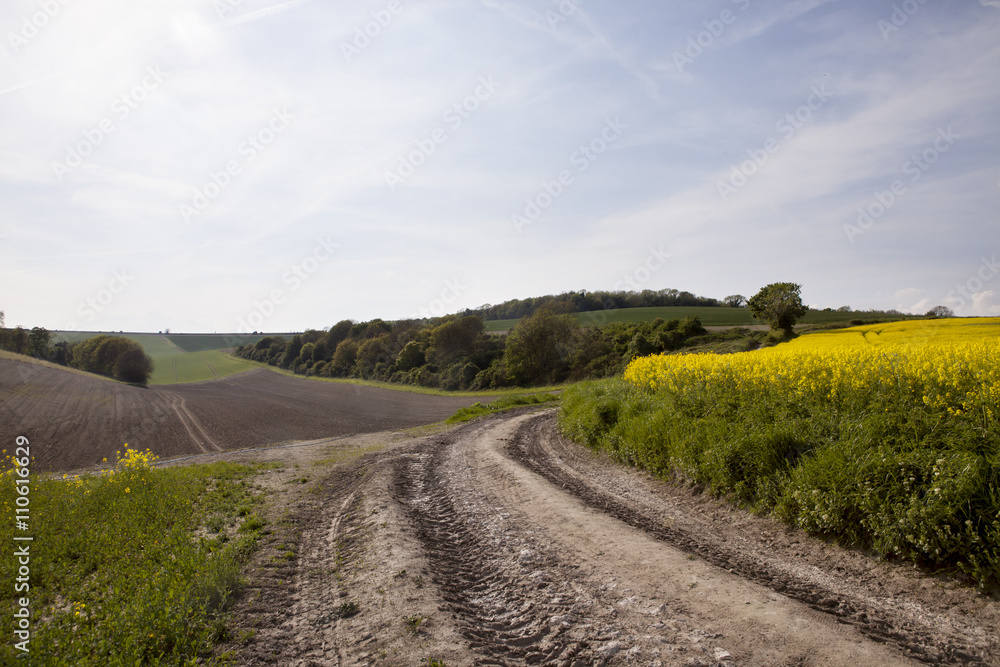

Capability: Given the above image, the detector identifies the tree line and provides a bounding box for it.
[0,326,154,384]
[233,309,716,390]
[467,288,735,321]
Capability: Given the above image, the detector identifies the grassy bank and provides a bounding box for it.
[559,320,1000,590]
[446,392,561,424]
[0,448,270,665]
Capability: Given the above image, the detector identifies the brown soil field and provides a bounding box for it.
[0,359,486,472]
[208,409,1000,666]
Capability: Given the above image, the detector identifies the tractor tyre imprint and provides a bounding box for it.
[224,409,1000,666]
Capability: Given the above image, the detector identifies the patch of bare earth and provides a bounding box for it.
[218,409,1000,666]
[0,359,485,471]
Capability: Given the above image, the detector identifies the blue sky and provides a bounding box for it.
[1,0,998,333]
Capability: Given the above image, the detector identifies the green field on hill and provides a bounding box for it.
[482,307,926,332]
[152,349,259,384]
[165,333,291,353]
[51,332,279,384]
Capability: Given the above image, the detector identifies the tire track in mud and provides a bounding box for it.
[223,456,377,666]
[505,412,994,666]
[162,390,221,453]
[393,430,594,666]
[219,411,999,665]
[293,485,369,666]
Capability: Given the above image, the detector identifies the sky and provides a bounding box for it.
[1,0,998,333]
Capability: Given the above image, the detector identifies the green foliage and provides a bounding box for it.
[427,316,484,366]
[0,453,268,665]
[486,305,922,332]
[114,346,155,384]
[559,373,1000,590]
[403,614,425,634]
[504,309,578,385]
[330,339,359,376]
[723,294,747,308]
[747,282,809,332]
[0,326,29,355]
[395,341,425,371]
[337,600,359,619]
[678,315,707,338]
[232,311,763,391]
[324,320,354,350]
[28,326,51,357]
[70,335,155,384]
[472,288,722,321]
[281,335,303,368]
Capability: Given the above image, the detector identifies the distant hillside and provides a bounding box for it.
[49,332,293,384]
[467,289,723,321]
[481,306,923,332]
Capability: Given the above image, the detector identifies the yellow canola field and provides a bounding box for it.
[624,318,1000,420]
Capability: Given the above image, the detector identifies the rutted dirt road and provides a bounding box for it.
[221,409,1000,666]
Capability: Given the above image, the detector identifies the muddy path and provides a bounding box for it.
[222,409,1000,666]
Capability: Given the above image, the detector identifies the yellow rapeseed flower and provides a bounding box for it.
[624,318,1000,424]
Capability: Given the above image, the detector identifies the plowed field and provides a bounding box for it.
[0,359,485,471]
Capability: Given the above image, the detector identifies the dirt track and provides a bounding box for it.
[0,360,485,471]
[220,409,1000,666]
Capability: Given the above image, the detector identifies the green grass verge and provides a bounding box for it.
[446,393,561,424]
[0,448,270,665]
[559,378,1000,590]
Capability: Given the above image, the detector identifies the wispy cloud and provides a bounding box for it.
[1,0,998,330]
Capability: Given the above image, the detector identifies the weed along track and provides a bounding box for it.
[223,410,1000,666]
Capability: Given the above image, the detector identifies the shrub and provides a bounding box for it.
[72,335,154,384]
[114,347,154,384]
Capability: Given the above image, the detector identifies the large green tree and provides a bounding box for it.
[114,347,154,384]
[504,308,578,385]
[426,315,484,366]
[723,294,747,308]
[71,335,154,384]
[747,282,808,334]
[28,327,51,358]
